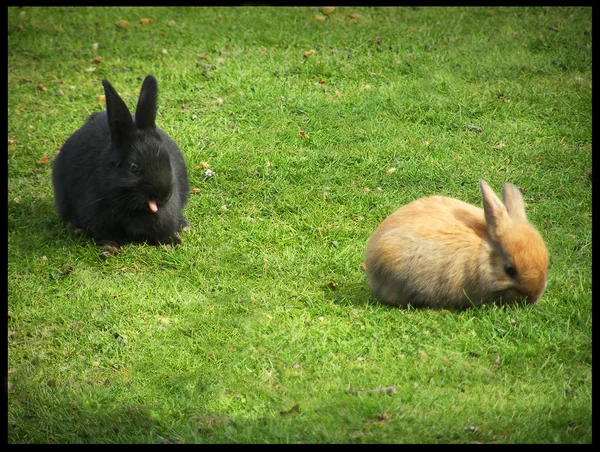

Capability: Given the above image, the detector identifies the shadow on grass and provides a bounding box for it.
[8,193,87,254]
[325,278,533,315]
[325,279,391,310]
[9,396,165,443]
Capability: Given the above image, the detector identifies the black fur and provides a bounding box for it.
[52,75,190,248]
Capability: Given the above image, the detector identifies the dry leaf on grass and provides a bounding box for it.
[314,15,327,21]
[194,162,211,170]
[189,188,201,195]
[363,412,390,423]
[36,84,47,92]
[139,18,153,25]
[280,404,300,416]
[466,124,483,133]
[86,67,97,73]
[60,265,74,276]
[328,281,338,289]
[299,131,307,137]
[38,154,49,165]
[19,76,32,83]
[302,49,316,57]
[90,56,103,63]
[17,25,24,32]
[117,20,131,27]
[386,167,396,175]
[8,138,15,145]
[323,7,336,14]
[97,95,106,103]
[349,14,361,19]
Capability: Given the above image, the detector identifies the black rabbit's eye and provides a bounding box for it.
[504,263,517,277]
[130,162,139,173]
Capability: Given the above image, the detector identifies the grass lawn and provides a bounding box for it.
[7,6,591,444]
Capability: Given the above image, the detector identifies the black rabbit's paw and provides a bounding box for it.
[67,222,84,236]
[180,217,191,233]
[97,241,121,259]
[156,235,181,248]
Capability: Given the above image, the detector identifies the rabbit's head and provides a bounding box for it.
[102,75,174,214]
[480,180,549,304]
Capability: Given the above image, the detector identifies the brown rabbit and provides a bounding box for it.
[364,180,549,309]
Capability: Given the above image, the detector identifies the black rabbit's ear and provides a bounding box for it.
[102,79,134,145]
[134,75,158,130]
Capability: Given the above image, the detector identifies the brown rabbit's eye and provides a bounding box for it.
[130,162,139,173]
[504,264,517,277]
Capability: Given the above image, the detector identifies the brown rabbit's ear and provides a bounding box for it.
[134,75,158,130]
[480,180,510,239]
[501,183,528,222]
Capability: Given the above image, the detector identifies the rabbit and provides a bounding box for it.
[364,180,549,309]
[52,75,190,253]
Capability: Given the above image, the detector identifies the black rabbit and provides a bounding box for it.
[52,75,190,253]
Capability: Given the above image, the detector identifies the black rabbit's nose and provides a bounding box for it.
[151,189,173,206]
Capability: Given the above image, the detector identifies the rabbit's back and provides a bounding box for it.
[365,196,488,308]
[52,111,110,227]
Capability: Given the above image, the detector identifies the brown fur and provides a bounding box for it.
[364,181,549,309]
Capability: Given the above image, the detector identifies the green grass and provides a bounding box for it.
[8,6,591,444]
